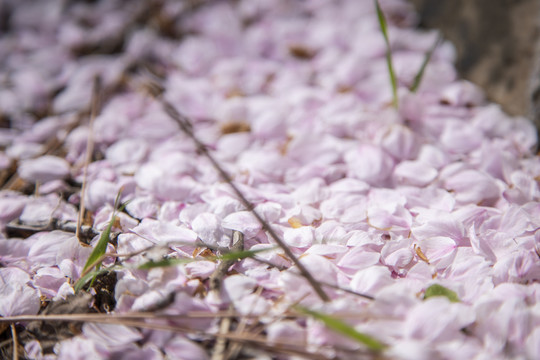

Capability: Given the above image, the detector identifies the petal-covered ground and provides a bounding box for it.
[1,0,540,359]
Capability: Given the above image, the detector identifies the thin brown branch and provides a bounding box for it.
[211,306,233,360]
[0,309,385,324]
[10,324,18,360]
[232,251,374,300]
[1,314,327,359]
[139,78,330,302]
[6,220,97,242]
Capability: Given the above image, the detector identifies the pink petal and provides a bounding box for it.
[130,219,198,247]
[329,178,370,195]
[304,244,348,258]
[267,321,306,345]
[526,327,540,359]
[28,231,89,269]
[191,212,223,247]
[131,289,174,312]
[337,247,380,272]
[417,144,449,169]
[184,261,217,279]
[468,225,497,263]
[33,266,69,298]
[163,336,209,360]
[440,122,482,154]
[404,298,475,342]
[85,179,121,212]
[350,266,394,294]
[412,217,466,244]
[221,211,262,238]
[18,155,70,183]
[345,144,395,185]
[376,124,419,160]
[254,202,283,223]
[56,337,101,360]
[381,238,414,270]
[0,195,26,224]
[223,274,257,303]
[443,169,500,205]
[0,268,40,316]
[439,80,484,107]
[283,226,315,248]
[393,161,438,187]
[415,236,457,264]
[125,196,159,219]
[83,323,142,348]
[105,139,148,166]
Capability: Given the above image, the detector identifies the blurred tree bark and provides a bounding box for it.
[409,0,540,134]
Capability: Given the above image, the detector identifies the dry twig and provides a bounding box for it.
[209,230,244,360]
[10,324,18,360]
[139,78,330,303]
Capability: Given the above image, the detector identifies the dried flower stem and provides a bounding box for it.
[76,75,102,242]
[211,307,232,360]
[210,230,245,360]
[1,313,329,359]
[226,286,265,359]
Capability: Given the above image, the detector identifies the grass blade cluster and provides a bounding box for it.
[81,190,126,273]
[75,189,128,291]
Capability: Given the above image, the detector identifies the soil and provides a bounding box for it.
[409,0,540,131]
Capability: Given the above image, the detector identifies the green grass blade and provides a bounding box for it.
[424,284,460,303]
[138,247,276,270]
[81,211,116,274]
[81,189,127,275]
[138,257,194,270]
[410,34,443,92]
[296,306,387,352]
[375,0,398,108]
[74,267,115,293]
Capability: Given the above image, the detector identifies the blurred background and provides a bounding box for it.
[410,0,540,133]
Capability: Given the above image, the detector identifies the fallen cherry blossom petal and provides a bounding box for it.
[18,155,70,183]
